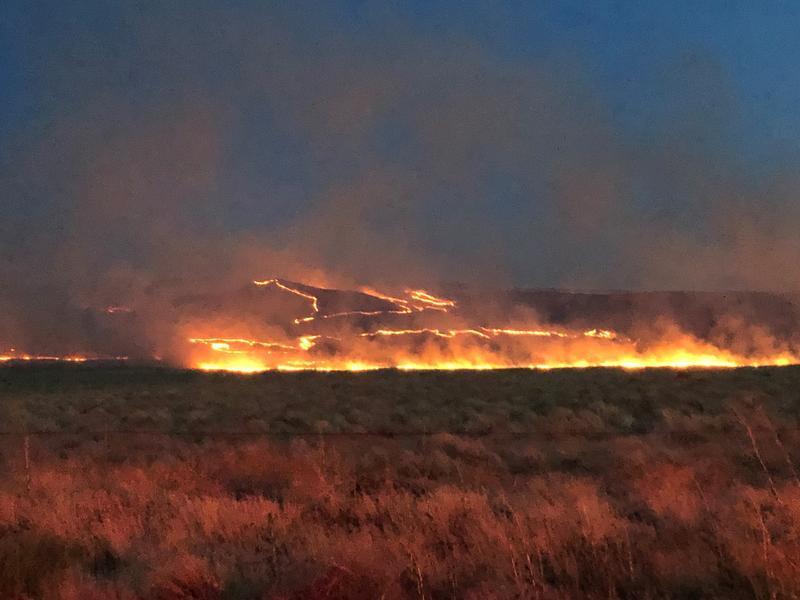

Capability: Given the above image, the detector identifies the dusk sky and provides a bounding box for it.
[3,1,800,293]
[6,7,800,594]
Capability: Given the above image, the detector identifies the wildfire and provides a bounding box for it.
[361,328,491,339]
[252,279,462,326]
[406,290,457,310]
[10,277,791,374]
[178,277,800,373]
[0,350,128,364]
[190,348,797,374]
[253,279,320,324]
[481,327,570,338]
[0,353,89,363]
[188,337,298,353]
[195,358,270,374]
[358,288,415,313]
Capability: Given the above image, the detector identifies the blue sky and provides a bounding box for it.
[7,2,799,158]
[2,1,800,291]
[377,1,800,164]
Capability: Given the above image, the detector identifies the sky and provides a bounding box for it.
[3,1,800,297]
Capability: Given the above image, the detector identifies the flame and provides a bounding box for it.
[361,328,490,339]
[11,276,792,374]
[253,279,458,325]
[0,351,128,364]
[584,328,618,340]
[0,354,90,363]
[196,358,269,373]
[298,335,320,350]
[182,278,800,372]
[253,279,321,324]
[406,289,457,310]
[481,327,570,338]
[358,288,414,313]
[188,347,798,374]
[188,337,297,353]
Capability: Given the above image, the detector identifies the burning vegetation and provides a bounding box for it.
[181,278,799,373]
[3,277,800,372]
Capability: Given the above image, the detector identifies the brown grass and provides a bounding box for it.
[1,366,800,597]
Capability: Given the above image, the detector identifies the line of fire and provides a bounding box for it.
[4,278,798,373]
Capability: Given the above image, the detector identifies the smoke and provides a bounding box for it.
[2,2,800,358]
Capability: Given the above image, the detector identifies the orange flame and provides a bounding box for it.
[0,351,129,364]
[180,278,800,373]
[406,289,457,310]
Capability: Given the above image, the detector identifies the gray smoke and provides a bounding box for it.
[2,2,799,357]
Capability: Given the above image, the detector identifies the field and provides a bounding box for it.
[2,365,800,598]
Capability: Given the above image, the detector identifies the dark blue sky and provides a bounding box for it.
[2,1,800,293]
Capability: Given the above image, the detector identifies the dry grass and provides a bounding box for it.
[1,366,800,597]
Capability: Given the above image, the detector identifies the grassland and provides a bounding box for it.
[2,365,800,598]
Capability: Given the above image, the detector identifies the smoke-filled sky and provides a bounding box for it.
[3,1,800,299]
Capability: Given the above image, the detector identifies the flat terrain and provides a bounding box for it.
[2,365,800,598]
